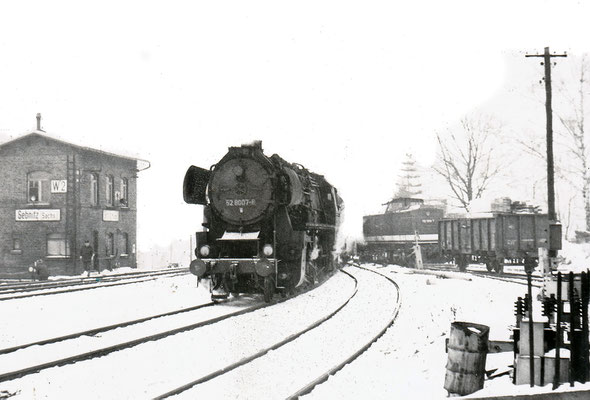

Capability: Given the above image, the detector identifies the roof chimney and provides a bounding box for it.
[36,113,42,131]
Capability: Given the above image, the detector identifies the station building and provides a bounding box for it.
[0,116,149,278]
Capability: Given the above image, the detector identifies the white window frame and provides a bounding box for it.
[27,171,51,203]
[47,233,70,258]
[106,232,114,256]
[90,173,99,206]
[106,175,114,206]
[120,178,129,206]
[121,233,129,256]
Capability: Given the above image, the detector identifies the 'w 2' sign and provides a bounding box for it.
[51,180,67,193]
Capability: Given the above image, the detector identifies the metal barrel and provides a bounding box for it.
[444,321,490,395]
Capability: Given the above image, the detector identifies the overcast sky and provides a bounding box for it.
[1,1,590,250]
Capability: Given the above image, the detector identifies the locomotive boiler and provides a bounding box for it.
[183,141,343,302]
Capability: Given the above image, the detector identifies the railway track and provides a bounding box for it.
[0,267,396,399]
[157,265,401,399]
[420,263,544,286]
[285,265,401,399]
[0,298,265,383]
[0,268,189,301]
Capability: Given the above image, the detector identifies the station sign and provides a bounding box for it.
[16,209,61,221]
[103,210,120,222]
[51,180,67,193]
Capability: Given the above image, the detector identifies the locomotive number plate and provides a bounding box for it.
[226,199,257,206]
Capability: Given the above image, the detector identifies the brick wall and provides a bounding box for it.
[0,133,140,278]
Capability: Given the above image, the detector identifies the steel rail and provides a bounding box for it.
[0,301,217,356]
[0,270,338,384]
[416,264,543,287]
[0,301,266,383]
[0,272,189,301]
[153,270,360,399]
[285,264,401,399]
[0,268,189,294]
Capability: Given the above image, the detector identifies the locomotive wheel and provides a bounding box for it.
[263,276,274,303]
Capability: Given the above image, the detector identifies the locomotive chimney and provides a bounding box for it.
[36,113,43,131]
[242,140,263,151]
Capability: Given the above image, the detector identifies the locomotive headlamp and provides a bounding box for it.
[199,245,211,257]
[262,244,273,257]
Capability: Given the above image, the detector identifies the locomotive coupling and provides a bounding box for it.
[189,259,207,277]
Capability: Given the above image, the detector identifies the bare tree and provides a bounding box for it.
[521,57,590,233]
[434,115,502,211]
[555,57,590,231]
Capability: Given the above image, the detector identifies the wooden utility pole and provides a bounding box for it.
[525,47,567,224]
[526,47,566,296]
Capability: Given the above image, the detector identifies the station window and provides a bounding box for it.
[106,175,115,206]
[90,173,99,206]
[121,233,129,256]
[47,233,70,257]
[106,232,114,256]
[120,178,129,207]
[11,238,22,255]
[27,171,51,203]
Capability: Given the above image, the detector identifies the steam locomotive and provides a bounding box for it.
[183,142,343,302]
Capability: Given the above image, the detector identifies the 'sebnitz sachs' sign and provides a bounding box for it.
[16,209,61,221]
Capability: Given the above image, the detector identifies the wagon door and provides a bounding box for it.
[459,220,472,254]
[480,218,490,252]
[489,218,496,252]
[472,219,481,254]
[452,220,460,253]
[519,215,536,254]
[502,214,520,258]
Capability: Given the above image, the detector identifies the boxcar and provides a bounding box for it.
[438,212,561,272]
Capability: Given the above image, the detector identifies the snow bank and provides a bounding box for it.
[556,240,590,273]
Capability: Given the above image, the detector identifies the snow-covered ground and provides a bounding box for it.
[0,272,210,349]
[0,270,357,399]
[306,264,590,399]
[558,240,590,274]
[1,265,589,399]
[175,267,399,399]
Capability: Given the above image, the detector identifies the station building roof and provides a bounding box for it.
[0,131,150,171]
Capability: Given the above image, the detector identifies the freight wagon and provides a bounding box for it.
[438,212,562,272]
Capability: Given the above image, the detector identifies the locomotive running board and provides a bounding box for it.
[218,231,260,240]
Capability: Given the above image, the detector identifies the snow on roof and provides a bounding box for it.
[0,131,150,170]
